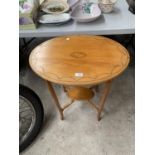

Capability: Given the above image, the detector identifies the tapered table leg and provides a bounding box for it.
[46,81,64,120]
[97,80,112,121]
[63,86,67,93]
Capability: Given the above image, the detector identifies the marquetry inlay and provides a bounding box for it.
[29,35,130,85]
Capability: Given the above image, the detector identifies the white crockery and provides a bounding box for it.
[70,3,101,22]
[99,0,117,13]
[38,13,71,24]
[41,0,70,14]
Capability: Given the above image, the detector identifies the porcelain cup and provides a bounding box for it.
[99,0,117,13]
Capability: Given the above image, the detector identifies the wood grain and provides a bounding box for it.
[29,35,130,85]
[67,86,94,100]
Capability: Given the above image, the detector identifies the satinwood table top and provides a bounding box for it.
[29,35,130,85]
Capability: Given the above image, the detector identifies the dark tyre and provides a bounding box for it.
[19,84,44,152]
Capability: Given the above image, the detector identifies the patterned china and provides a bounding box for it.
[70,3,101,22]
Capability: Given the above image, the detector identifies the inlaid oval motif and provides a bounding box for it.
[29,35,130,85]
[70,52,86,58]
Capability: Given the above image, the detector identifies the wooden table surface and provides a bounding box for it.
[29,35,130,86]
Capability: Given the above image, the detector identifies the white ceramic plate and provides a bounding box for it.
[41,0,70,14]
[70,3,101,22]
[38,13,71,24]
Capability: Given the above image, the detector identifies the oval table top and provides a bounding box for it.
[29,35,130,86]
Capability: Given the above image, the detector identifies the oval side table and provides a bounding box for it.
[29,35,130,121]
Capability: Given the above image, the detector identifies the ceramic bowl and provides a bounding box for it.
[41,0,70,14]
[99,0,117,13]
[70,3,101,22]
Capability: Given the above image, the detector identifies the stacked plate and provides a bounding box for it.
[38,13,71,25]
[38,0,102,25]
[38,0,71,25]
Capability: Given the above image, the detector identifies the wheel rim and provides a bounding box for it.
[19,95,36,145]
